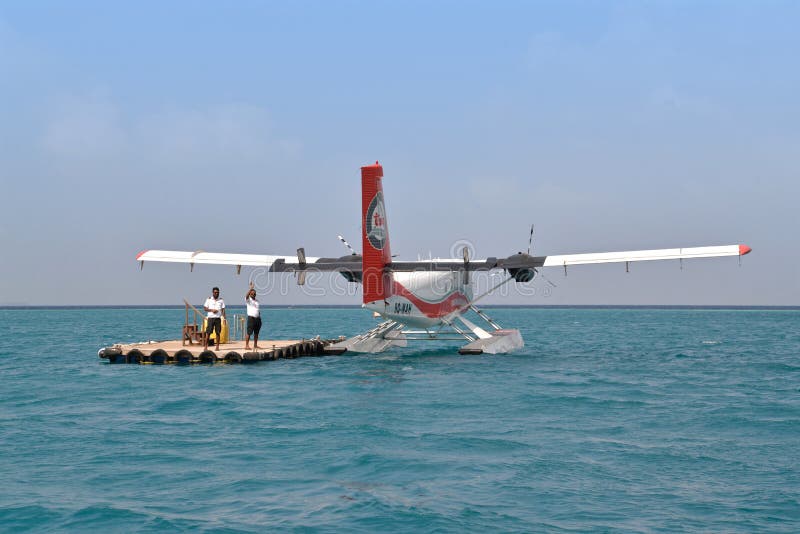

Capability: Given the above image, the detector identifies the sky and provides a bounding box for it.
[1,1,798,306]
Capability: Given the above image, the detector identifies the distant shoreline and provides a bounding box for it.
[2,305,798,311]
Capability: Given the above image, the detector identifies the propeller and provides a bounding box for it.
[462,245,470,285]
[526,224,556,287]
[337,235,357,255]
[527,224,534,255]
[296,247,307,286]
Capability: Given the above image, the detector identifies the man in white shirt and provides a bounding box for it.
[244,283,262,350]
[203,286,226,350]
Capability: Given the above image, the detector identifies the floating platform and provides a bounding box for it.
[98,338,347,364]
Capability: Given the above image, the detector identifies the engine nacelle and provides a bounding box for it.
[508,267,536,283]
[339,271,362,283]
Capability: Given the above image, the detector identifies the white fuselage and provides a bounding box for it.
[364,271,473,327]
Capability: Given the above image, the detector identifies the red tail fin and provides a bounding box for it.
[361,161,392,304]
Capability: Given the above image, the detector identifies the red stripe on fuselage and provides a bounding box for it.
[390,280,469,318]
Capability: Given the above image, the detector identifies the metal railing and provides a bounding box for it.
[184,300,247,343]
[182,299,206,346]
[231,314,246,341]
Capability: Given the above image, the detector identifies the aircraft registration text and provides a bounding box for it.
[394,302,412,314]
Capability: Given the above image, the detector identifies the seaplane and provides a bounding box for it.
[136,161,751,354]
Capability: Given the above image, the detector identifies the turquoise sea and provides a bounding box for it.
[1,307,798,532]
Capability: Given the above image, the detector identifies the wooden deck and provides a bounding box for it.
[99,337,347,364]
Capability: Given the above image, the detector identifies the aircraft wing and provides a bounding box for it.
[388,259,501,271]
[389,244,750,271]
[137,244,750,273]
[137,250,500,273]
[539,244,751,267]
[135,250,362,273]
[136,250,313,267]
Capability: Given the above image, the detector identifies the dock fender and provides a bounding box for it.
[150,349,168,364]
[174,350,193,364]
[242,352,260,363]
[199,350,217,364]
[99,347,121,358]
[225,351,243,363]
[101,347,123,363]
[127,349,144,364]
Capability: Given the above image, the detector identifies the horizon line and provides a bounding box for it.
[1,304,798,310]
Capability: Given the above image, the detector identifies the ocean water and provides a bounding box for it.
[0,307,798,532]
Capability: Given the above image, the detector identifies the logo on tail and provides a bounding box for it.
[365,192,387,250]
